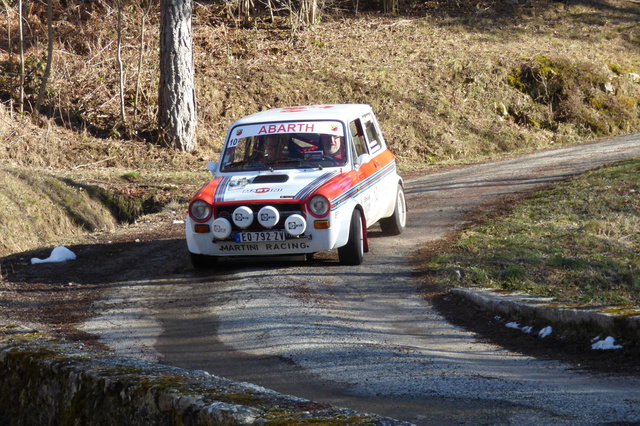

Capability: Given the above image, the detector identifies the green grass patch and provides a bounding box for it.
[122,171,142,182]
[422,158,640,306]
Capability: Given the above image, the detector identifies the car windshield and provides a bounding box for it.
[219,120,348,172]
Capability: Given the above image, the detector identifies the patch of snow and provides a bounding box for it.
[539,326,553,338]
[591,336,623,350]
[31,246,76,264]
[506,322,534,334]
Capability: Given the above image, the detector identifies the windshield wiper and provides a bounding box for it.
[220,160,248,171]
[274,159,323,170]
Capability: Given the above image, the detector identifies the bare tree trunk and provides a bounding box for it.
[382,0,397,14]
[116,0,126,125]
[3,1,11,78]
[158,0,197,152]
[18,0,24,114]
[266,0,274,22]
[299,0,317,26]
[134,1,152,120]
[287,0,319,29]
[3,0,13,115]
[35,0,53,113]
[237,0,254,25]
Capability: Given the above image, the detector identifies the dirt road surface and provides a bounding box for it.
[4,135,640,424]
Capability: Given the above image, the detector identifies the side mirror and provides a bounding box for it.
[355,153,371,168]
[206,161,218,175]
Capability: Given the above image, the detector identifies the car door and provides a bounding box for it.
[348,116,379,224]
[361,112,397,220]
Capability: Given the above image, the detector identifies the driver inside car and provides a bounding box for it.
[263,135,281,161]
[320,134,345,164]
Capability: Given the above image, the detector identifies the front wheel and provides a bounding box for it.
[338,209,364,265]
[190,252,218,269]
[379,184,407,236]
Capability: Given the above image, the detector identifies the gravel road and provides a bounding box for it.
[81,134,640,425]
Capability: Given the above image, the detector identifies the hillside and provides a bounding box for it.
[0,0,639,256]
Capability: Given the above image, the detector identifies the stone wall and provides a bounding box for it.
[0,333,406,425]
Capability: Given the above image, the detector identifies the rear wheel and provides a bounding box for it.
[379,184,407,236]
[190,252,218,269]
[338,209,364,265]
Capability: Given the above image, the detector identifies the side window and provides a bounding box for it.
[363,113,383,154]
[349,119,368,159]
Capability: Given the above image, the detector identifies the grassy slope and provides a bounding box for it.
[421,158,640,307]
[0,0,639,306]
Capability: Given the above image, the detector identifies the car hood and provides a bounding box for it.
[211,169,341,203]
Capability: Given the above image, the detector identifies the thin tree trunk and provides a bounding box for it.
[116,0,126,125]
[18,0,24,114]
[3,0,13,115]
[382,0,397,13]
[238,0,254,25]
[3,1,11,81]
[158,0,197,152]
[134,1,152,120]
[301,0,318,25]
[35,0,53,113]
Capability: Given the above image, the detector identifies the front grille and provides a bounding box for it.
[216,203,304,231]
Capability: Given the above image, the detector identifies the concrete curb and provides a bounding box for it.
[451,287,640,342]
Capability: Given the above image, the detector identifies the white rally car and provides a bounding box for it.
[186,104,406,267]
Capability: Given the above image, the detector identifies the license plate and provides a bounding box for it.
[234,231,286,243]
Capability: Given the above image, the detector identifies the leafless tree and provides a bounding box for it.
[35,0,53,113]
[158,0,197,152]
[298,0,317,26]
[238,0,254,25]
[134,0,153,120]
[115,0,126,124]
[18,0,24,113]
[284,0,318,29]
[2,2,11,82]
[382,0,397,14]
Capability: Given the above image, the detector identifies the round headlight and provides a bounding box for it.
[212,217,232,239]
[309,195,330,217]
[232,206,254,229]
[284,214,306,236]
[258,206,280,228]
[190,200,212,221]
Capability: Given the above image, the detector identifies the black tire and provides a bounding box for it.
[190,252,218,269]
[379,184,407,236]
[338,209,364,265]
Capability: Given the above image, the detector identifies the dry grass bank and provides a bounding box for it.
[1,0,638,167]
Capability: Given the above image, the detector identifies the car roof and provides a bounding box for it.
[230,104,373,127]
